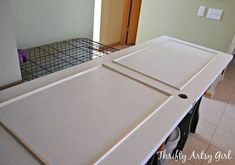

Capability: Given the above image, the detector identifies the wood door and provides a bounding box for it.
[121,0,142,45]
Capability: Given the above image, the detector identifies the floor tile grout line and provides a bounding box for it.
[202,84,234,163]
[191,98,225,143]
[201,79,234,158]
[200,57,235,163]
[199,99,226,127]
[198,84,234,164]
[197,109,224,165]
[214,113,235,137]
[188,132,210,165]
[208,98,229,141]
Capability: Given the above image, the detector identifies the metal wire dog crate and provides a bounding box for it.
[20,38,118,81]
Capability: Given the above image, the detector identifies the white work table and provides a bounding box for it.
[0,36,232,165]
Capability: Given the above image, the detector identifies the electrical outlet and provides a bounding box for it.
[197,6,206,17]
[207,8,223,20]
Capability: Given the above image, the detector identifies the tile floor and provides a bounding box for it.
[169,57,235,164]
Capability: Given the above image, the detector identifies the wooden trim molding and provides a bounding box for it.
[107,42,121,48]
[120,0,132,45]
[0,80,22,91]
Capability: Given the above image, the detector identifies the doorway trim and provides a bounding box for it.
[93,0,102,42]
[120,0,131,45]
[120,0,142,45]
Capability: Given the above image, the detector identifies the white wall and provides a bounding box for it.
[9,0,95,49]
[137,0,235,52]
[93,0,102,42]
[0,0,22,88]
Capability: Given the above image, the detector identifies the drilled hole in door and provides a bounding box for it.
[178,94,188,99]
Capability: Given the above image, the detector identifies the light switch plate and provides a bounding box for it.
[197,6,206,17]
[207,8,223,20]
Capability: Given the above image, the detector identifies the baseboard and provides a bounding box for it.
[0,80,22,91]
[98,41,120,52]
[107,42,121,48]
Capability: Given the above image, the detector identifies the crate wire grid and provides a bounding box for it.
[20,38,118,81]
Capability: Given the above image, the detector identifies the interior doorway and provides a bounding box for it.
[93,0,142,48]
[120,0,142,45]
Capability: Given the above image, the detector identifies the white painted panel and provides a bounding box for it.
[0,0,21,88]
[0,36,232,164]
[115,40,217,90]
[0,66,170,165]
[0,125,40,165]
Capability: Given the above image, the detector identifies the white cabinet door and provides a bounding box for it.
[114,40,217,90]
[0,36,232,165]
